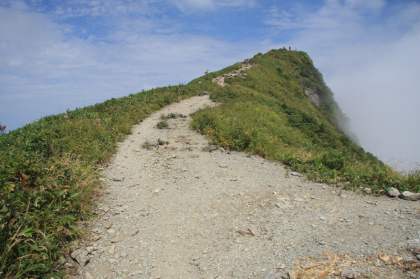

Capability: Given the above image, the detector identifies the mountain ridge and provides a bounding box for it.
[0,49,419,277]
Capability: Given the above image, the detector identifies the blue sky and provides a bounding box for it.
[1,0,419,170]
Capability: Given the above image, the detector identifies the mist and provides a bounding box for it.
[269,1,420,171]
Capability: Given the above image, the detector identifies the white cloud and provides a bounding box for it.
[345,0,385,10]
[173,0,215,11]
[171,0,256,12]
[8,0,29,10]
[0,3,263,131]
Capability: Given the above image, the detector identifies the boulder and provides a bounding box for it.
[400,191,420,201]
[387,187,400,198]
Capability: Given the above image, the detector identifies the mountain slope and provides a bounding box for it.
[190,49,418,191]
[0,49,418,277]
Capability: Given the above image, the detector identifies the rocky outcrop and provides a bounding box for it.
[305,85,320,106]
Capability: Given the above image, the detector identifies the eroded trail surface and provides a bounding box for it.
[74,95,420,279]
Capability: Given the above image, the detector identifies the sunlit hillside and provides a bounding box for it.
[0,49,418,278]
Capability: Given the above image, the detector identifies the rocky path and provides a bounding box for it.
[71,95,420,279]
[212,63,252,86]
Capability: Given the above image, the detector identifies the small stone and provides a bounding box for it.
[102,207,110,213]
[85,271,94,279]
[189,260,199,266]
[107,229,116,235]
[104,223,113,229]
[235,228,249,235]
[248,226,259,236]
[291,172,299,176]
[277,263,286,269]
[387,187,401,197]
[364,188,372,194]
[111,236,125,243]
[92,235,101,241]
[219,164,228,168]
[70,249,89,267]
[400,191,420,201]
[112,177,125,182]
[417,255,420,260]
[379,253,390,262]
[113,207,124,213]
[86,246,95,254]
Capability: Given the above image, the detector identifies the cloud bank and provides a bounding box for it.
[264,0,420,170]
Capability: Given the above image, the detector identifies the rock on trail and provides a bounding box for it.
[72,95,420,278]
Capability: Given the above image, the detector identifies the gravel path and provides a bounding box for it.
[72,95,420,279]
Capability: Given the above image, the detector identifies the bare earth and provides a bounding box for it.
[72,95,420,279]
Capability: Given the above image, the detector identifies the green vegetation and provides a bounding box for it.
[189,49,420,193]
[0,84,201,277]
[156,120,169,129]
[0,48,418,278]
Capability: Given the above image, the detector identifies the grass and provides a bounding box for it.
[189,49,420,194]
[0,83,202,278]
[1,48,419,277]
[156,120,169,129]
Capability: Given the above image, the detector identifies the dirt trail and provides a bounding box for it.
[72,95,420,279]
[212,63,253,86]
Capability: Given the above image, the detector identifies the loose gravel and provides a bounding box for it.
[71,95,420,279]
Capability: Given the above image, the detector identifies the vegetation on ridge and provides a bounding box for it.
[0,48,418,278]
[0,85,200,277]
[189,49,419,193]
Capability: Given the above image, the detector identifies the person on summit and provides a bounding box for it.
[289,46,291,51]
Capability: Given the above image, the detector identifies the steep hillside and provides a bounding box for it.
[189,49,418,191]
[0,49,418,278]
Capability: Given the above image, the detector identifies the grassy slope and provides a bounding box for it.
[0,85,203,278]
[0,49,418,278]
[189,49,419,192]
